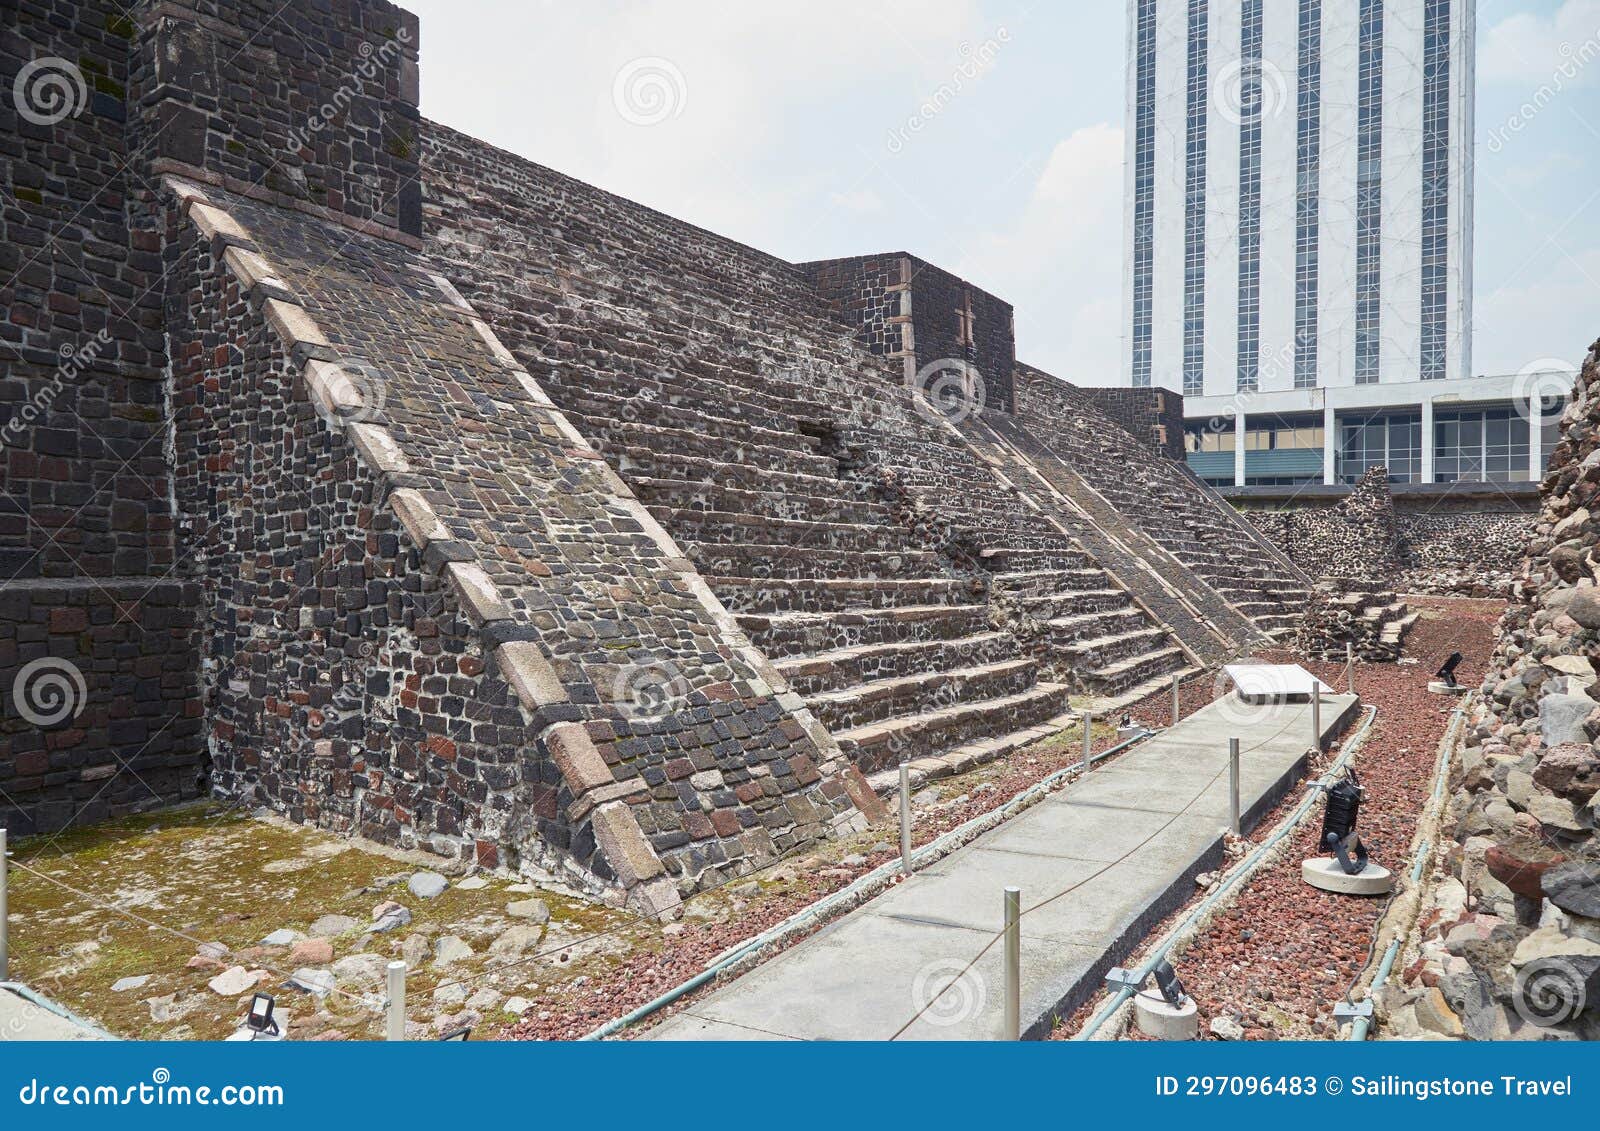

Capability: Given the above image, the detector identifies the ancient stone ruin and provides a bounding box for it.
[1406,339,1600,1040]
[0,0,1335,915]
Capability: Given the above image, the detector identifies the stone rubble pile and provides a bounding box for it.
[1396,339,1600,1040]
[1277,467,1418,662]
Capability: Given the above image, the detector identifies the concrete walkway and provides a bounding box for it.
[646,690,1359,1040]
[0,984,113,1040]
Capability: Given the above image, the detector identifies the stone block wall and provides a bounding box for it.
[1073,386,1186,461]
[0,0,204,835]
[132,0,422,240]
[800,253,1016,414]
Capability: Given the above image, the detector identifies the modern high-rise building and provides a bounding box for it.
[1121,0,1571,490]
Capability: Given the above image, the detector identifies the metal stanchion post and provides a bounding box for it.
[385,960,406,1041]
[1228,738,1241,836]
[1311,684,1322,751]
[898,762,913,877]
[1081,711,1093,772]
[1346,643,1355,695]
[1003,886,1021,1040]
[1171,671,1181,727]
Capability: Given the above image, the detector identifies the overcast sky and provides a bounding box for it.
[404,0,1600,386]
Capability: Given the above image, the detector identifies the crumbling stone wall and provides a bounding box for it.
[1397,512,1535,598]
[1394,338,1600,1039]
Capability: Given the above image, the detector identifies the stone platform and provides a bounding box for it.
[644,691,1359,1040]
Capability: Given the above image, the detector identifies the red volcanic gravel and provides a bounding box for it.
[1056,595,1504,1040]
[505,597,1502,1042]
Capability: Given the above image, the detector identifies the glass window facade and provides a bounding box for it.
[1235,0,1263,394]
[1354,0,1384,384]
[1434,407,1531,483]
[1339,411,1420,484]
[1419,0,1451,380]
[1130,0,1156,388]
[1294,0,1321,389]
[1183,0,1209,397]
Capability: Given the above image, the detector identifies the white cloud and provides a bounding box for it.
[1480,0,1600,86]
[959,123,1126,384]
[1472,245,1600,375]
[409,0,988,247]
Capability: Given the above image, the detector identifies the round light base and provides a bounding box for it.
[1302,856,1393,895]
[1427,681,1468,695]
[1133,987,1199,1041]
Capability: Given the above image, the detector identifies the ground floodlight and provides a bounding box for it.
[1436,651,1463,687]
[440,1026,473,1041]
[1319,768,1369,875]
[1152,959,1187,1008]
[246,992,279,1036]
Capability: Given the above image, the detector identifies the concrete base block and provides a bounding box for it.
[1427,681,1468,695]
[1133,987,1199,1040]
[1302,856,1393,895]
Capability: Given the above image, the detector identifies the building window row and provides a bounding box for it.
[1294,0,1321,389]
[1131,0,1157,387]
[1353,0,1384,384]
[1236,0,1263,394]
[1419,0,1451,380]
[1183,0,1209,397]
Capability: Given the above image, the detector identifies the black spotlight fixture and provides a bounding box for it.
[245,992,279,1037]
[1152,959,1188,1009]
[1436,651,1463,688]
[1319,768,1369,875]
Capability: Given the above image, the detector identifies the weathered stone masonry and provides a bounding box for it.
[4,0,1383,909]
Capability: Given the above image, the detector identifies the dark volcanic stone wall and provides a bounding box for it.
[801,253,1016,414]
[133,0,423,239]
[801,254,911,361]
[0,0,203,835]
[1075,386,1186,461]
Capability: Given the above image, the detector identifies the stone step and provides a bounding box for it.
[552,384,812,451]
[657,508,916,555]
[776,631,1017,694]
[832,681,1071,774]
[1052,626,1173,669]
[1044,607,1151,642]
[686,540,939,581]
[806,656,1040,731]
[611,446,850,498]
[990,568,1112,598]
[1005,588,1133,619]
[576,415,836,478]
[1077,646,1189,697]
[708,576,975,616]
[979,546,1093,573]
[737,603,992,657]
[632,476,889,526]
